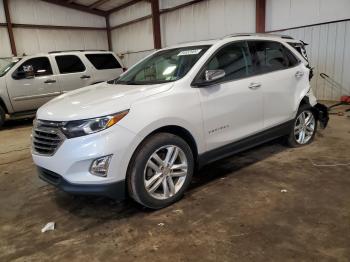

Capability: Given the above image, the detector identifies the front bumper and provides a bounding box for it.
[38,167,126,200]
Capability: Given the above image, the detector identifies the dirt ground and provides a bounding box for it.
[0,109,349,262]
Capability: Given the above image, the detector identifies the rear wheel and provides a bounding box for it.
[128,133,194,209]
[287,105,317,147]
[0,106,5,128]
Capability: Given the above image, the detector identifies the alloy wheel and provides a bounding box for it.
[143,145,188,200]
[294,110,316,144]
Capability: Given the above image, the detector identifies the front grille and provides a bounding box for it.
[32,120,66,156]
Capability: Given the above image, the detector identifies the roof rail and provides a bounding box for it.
[48,50,108,54]
[223,33,294,40]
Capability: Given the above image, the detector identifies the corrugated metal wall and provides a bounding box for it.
[0,1,12,57]
[277,22,350,100]
[266,0,350,100]
[110,1,154,67]
[110,0,256,67]
[160,0,255,46]
[0,0,108,57]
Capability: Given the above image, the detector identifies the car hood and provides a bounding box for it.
[37,82,173,121]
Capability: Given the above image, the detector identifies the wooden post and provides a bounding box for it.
[3,0,17,56]
[256,0,266,33]
[106,15,112,51]
[150,0,161,49]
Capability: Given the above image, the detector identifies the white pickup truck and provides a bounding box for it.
[0,50,124,127]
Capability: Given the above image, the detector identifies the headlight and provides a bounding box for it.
[61,110,129,138]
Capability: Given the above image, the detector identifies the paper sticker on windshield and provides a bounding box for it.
[177,49,202,56]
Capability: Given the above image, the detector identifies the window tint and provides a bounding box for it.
[55,55,85,74]
[200,41,252,82]
[249,41,299,74]
[13,57,52,79]
[85,53,122,70]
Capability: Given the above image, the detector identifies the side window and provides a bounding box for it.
[201,41,253,82]
[249,41,298,75]
[85,54,122,70]
[55,55,86,74]
[13,57,52,80]
[283,45,299,67]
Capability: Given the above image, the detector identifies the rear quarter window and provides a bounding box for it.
[85,53,122,70]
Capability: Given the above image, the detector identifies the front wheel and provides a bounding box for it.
[287,105,317,147]
[127,133,194,209]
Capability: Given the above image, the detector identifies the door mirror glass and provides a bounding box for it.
[194,69,226,87]
[205,69,225,82]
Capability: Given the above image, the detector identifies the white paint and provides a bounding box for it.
[9,0,106,27]
[0,28,12,57]
[0,0,5,23]
[161,0,256,47]
[14,28,108,55]
[277,21,350,100]
[266,0,350,31]
[111,19,154,66]
[109,0,255,67]
[109,1,151,27]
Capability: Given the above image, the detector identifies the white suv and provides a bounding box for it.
[0,50,124,127]
[31,34,329,209]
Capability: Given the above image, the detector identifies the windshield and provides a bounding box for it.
[115,45,211,85]
[0,58,21,77]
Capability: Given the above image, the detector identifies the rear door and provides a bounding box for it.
[53,54,94,93]
[6,56,60,112]
[84,53,123,82]
[247,40,307,128]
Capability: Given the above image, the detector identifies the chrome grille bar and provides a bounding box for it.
[32,119,66,156]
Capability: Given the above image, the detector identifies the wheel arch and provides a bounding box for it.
[0,97,9,114]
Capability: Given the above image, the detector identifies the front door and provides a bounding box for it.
[6,56,60,112]
[197,41,264,151]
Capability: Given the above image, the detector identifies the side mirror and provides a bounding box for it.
[194,69,225,87]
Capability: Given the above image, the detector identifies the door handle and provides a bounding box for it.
[295,71,304,78]
[80,75,91,79]
[44,79,56,84]
[248,83,261,90]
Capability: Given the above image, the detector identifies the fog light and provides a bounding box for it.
[90,155,112,177]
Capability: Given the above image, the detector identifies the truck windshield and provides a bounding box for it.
[114,45,211,85]
[0,58,21,77]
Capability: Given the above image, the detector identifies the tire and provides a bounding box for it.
[0,106,5,128]
[287,104,318,147]
[127,133,194,209]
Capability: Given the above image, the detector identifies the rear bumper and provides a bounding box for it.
[314,103,329,128]
[38,167,126,200]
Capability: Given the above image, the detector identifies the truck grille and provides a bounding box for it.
[32,120,66,156]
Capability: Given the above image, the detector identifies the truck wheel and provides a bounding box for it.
[128,133,194,209]
[0,106,5,128]
[287,104,317,147]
